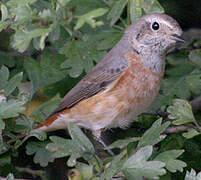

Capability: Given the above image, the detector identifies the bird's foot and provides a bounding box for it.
[92,130,115,156]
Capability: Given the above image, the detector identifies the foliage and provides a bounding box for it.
[0,0,201,179]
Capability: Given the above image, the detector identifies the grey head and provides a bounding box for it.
[124,13,184,73]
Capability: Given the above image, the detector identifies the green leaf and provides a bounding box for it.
[11,5,32,21]
[185,74,201,95]
[0,119,5,132]
[6,173,14,180]
[5,73,23,96]
[185,169,201,180]
[12,28,51,53]
[68,123,95,154]
[14,129,47,149]
[0,98,27,119]
[106,137,140,150]
[11,32,31,53]
[46,136,77,158]
[76,163,93,179]
[24,51,67,95]
[182,128,200,139]
[7,0,37,7]
[60,40,106,77]
[1,4,8,21]
[26,129,47,141]
[56,0,71,10]
[189,49,201,66]
[0,65,9,91]
[107,0,128,25]
[0,21,11,32]
[97,30,123,50]
[100,150,127,180]
[155,150,186,172]
[47,136,84,167]
[0,51,16,68]
[142,0,164,14]
[162,77,191,99]
[31,98,61,121]
[26,141,54,167]
[129,0,143,23]
[14,116,34,133]
[74,8,108,30]
[0,66,23,96]
[0,153,11,166]
[0,119,7,154]
[123,146,166,179]
[167,99,196,125]
[138,118,170,148]
[47,125,95,167]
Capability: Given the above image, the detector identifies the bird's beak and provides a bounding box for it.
[171,34,185,43]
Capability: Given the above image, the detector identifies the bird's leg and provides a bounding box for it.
[92,130,115,156]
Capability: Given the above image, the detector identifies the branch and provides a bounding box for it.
[143,110,168,117]
[16,167,47,180]
[0,177,29,180]
[165,125,189,133]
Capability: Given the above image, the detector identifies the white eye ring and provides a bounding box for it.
[152,22,160,31]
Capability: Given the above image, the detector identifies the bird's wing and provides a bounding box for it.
[52,50,129,114]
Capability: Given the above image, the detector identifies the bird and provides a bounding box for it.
[35,13,184,153]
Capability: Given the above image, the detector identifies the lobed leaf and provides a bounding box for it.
[106,137,140,150]
[26,141,54,167]
[123,146,166,179]
[185,73,201,95]
[138,118,170,147]
[100,150,126,180]
[60,40,106,77]
[46,136,76,158]
[11,28,51,53]
[167,99,196,125]
[0,98,27,119]
[74,8,108,30]
[189,49,201,66]
[7,0,37,7]
[107,0,128,25]
[155,150,186,172]
[0,66,23,96]
[31,98,61,121]
[24,51,67,95]
[185,169,201,180]
[182,128,200,139]
[129,0,143,23]
[1,4,8,21]
[68,123,95,154]
[142,0,164,14]
[76,163,93,179]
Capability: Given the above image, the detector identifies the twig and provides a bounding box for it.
[142,110,169,118]
[16,167,47,180]
[0,176,29,180]
[165,125,189,133]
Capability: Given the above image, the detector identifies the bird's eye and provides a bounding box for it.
[152,22,159,31]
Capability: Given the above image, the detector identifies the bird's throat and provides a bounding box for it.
[139,53,165,74]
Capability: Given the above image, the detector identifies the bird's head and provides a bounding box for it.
[126,13,185,55]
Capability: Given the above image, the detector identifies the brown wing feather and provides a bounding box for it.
[49,36,131,115]
[52,62,127,114]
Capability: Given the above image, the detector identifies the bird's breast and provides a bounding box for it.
[106,51,163,128]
